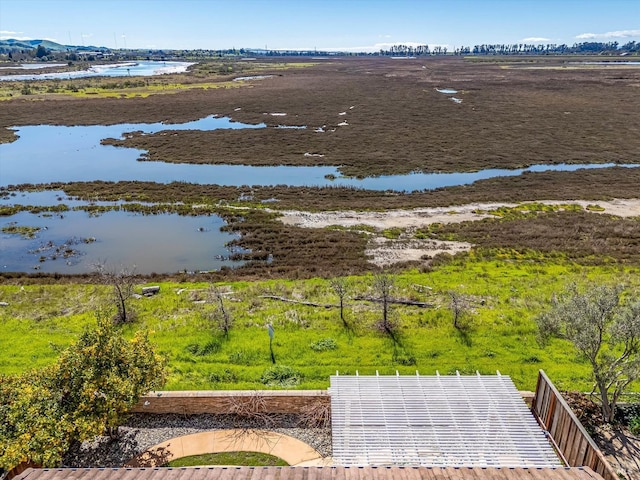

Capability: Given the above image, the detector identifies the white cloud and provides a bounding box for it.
[576,29,640,40]
[0,35,33,41]
[0,33,58,42]
[0,31,31,41]
[521,37,551,43]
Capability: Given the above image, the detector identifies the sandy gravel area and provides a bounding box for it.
[278,199,640,266]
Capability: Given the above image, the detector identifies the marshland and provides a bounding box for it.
[1,55,639,394]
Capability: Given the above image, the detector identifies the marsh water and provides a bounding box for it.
[2,116,638,273]
[1,120,633,190]
[0,61,194,81]
[0,210,242,274]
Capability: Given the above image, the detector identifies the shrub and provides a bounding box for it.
[523,355,542,363]
[586,204,605,212]
[208,368,237,384]
[260,365,302,387]
[228,349,258,366]
[185,339,221,356]
[629,416,640,435]
[616,403,640,427]
[393,352,416,366]
[309,338,338,352]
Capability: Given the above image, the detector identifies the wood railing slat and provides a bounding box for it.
[531,370,618,480]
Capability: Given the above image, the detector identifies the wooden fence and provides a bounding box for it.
[531,370,618,480]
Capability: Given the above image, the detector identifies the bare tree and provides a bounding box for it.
[206,285,234,339]
[448,290,471,329]
[330,276,351,330]
[373,273,400,343]
[536,283,640,422]
[94,263,137,325]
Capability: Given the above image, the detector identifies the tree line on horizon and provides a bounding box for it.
[376,40,639,56]
[1,40,638,62]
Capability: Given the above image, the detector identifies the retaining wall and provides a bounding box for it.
[130,390,329,415]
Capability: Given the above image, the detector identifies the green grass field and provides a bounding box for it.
[1,258,639,393]
[165,451,288,467]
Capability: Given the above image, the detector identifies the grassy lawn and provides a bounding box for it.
[2,258,639,393]
[165,451,288,467]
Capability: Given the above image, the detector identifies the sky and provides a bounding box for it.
[1,0,639,52]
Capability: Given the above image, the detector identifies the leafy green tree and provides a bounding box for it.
[536,283,640,422]
[34,45,48,58]
[51,314,166,436]
[0,367,97,471]
[0,315,166,470]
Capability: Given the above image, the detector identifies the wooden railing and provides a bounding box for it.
[531,370,618,480]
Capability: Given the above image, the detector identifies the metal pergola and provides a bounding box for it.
[329,371,562,468]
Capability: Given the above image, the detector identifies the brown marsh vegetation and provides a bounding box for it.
[2,57,639,177]
[1,56,639,280]
[427,210,640,264]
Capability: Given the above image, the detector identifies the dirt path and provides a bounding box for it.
[278,199,640,266]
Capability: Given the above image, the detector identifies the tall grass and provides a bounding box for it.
[1,259,639,392]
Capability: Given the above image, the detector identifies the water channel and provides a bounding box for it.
[2,116,638,274]
[0,61,195,81]
[2,120,635,190]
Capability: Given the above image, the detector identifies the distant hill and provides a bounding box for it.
[0,38,107,52]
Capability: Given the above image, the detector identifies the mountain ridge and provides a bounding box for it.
[0,38,107,51]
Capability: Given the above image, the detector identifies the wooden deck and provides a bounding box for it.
[14,466,605,479]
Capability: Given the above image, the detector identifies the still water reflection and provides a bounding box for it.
[1,120,636,191]
[2,116,638,274]
[0,61,194,81]
[0,210,243,274]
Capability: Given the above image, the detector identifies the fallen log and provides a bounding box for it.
[353,296,433,308]
[142,286,160,296]
[260,295,433,309]
[259,295,336,308]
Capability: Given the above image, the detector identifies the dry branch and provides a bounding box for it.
[221,392,274,428]
[259,295,336,309]
[261,294,433,309]
[353,296,433,308]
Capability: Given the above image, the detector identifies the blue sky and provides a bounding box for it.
[1,0,639,51]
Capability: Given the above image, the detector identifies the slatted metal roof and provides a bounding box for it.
[330,372,563,468]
